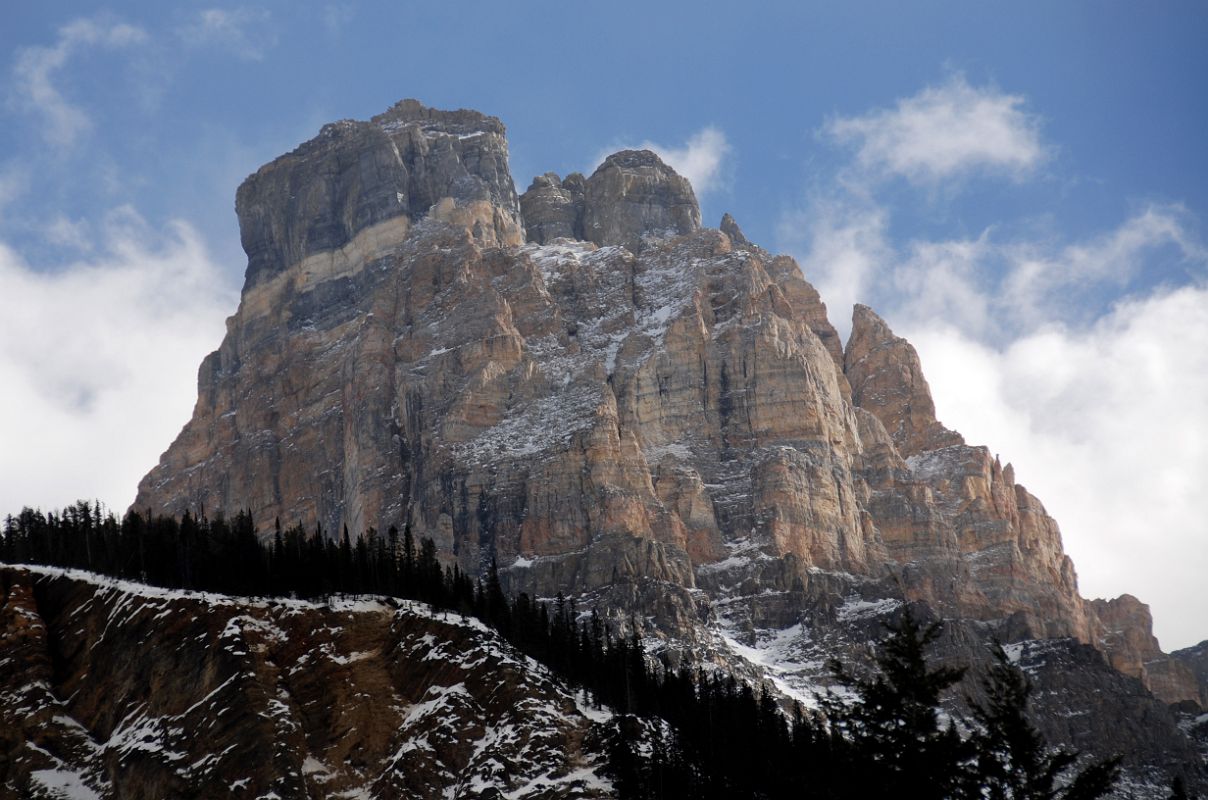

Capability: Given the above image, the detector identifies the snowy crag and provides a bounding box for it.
[126,100,1205,793]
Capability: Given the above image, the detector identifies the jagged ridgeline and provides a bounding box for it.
[101,98,1204,793]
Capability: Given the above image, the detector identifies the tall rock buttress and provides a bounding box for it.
[238,98,523,289]
[844,304,963,457]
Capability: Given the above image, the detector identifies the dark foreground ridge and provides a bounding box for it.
[3,505,1140,799]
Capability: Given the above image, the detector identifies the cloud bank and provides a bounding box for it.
[786,78,1208,650]
[0,211,236,520]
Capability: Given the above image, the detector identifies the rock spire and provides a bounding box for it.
[843,304,964,457]
[520,149,700,253]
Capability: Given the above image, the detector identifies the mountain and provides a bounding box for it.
[131,99,1205,794]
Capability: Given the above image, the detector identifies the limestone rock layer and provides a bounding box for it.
[136,100,1197,731]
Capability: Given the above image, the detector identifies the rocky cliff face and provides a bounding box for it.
[1,565,612,799]
[134,100,1204,792]
[237,99,522,289]
[1094,595,1204,706]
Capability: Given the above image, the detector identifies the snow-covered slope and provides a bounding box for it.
[0,564,613,799]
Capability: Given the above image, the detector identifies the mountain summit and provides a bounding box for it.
[134,100,1205,792]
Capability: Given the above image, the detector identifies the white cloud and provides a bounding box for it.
[905,285,1208,651]
[782,198,890,337]
[786,199,1202,343]
[892,235,997,338]
[44,215,94,252]
[322,3,356,35]
[594,126,731,196]
[1002,205,1205,326]
[12,18,147,148]
[0,210,236,519]
[184,8,276,62]
[826,74,1045,185]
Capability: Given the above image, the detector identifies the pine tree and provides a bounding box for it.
[970,643,1120,800]
[483,557,510,633]
[823,608,973,799]
[401,522,416,590]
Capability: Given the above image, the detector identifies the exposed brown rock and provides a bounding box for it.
[765,253,847,374]
[719,212,748,245]
[1172,641,1208,708]
[580,149,701,253]
[844,304,964,457]
[137,198,873,605]
[874,445,1095,641]
[1094,594,1202,706]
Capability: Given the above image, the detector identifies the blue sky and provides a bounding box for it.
[1,2,1206,648]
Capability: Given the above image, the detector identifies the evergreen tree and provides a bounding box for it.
[970,643,1120,800]
[483,557,510,633]
[401,522,416,589]
[823,608,973,799]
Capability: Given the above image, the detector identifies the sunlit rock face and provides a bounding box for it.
[137,104,868,605]
[135,100,1205,791]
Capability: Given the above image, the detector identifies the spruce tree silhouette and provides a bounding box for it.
[971,643,1121,800]
[821,609,972,799]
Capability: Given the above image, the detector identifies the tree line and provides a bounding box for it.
[2,502,1160,798]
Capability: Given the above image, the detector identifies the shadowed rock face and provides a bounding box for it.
[133,100,1204,791]
[581,150,700,252]
[1172,641,1208,708]
[520,171,586,244]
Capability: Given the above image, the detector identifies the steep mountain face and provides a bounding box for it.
[134,100,1205,792]
[1,564,612,799]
